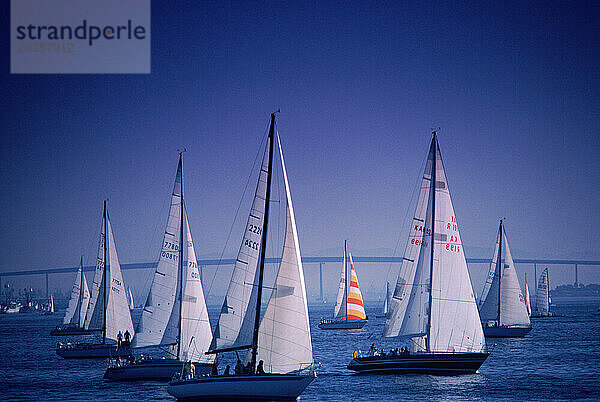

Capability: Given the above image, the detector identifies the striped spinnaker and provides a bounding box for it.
[346,251,366,320]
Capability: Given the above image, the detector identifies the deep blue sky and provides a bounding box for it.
[1,1,599,294]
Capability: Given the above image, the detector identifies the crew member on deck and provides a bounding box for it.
[257,360,265,375]
[117,331,123,346]
[123,330,131,345]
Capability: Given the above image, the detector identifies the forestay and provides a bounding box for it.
[134,158,183,349]
[384,136,485,353]
[209,136,271,352]
[245,134,313,373]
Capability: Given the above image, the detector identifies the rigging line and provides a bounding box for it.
[204,120,271,300]
[384,138,430,284]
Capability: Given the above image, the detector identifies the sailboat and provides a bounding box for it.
[478,220,532,337]
[43,295,55,315]
[319,241,367,329]
[524,273,532,316]
[50,257,94,335]
[168,113,315,400]
[376,282,390,318]
[347,131,489,375]
[105,153,214,381]
[531,267,552,317]
[56,201,135,359]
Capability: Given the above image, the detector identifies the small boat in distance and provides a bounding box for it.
[168,113,315,400]
[43,295,55,315]
[319,241,367,329]
[531,268,554,317]
[105,153,214,381]
[347,131,489,375]
[478,220,532,337]
[127,287,135,310]
[376,282,390,318]
[56,201,135,359]
[50,257,94,336]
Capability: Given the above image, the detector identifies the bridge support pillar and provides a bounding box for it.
[574,264,578,287]
[45,272,49,299]
[319,262,324,302]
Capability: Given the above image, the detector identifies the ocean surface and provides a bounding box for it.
[1,302,599,401]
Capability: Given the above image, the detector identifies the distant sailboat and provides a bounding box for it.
[56,201,135,359]
[347,131,489,375]
[319,241,367,329]
[525,273,532,316]
[50,257,93,335]
[531,268,552,317]
[43,295,55,315]
[376,282,390,318]
[478,220,532,337]
[168,113,315,400]
[127,287,135,310]
[105,153,214,381]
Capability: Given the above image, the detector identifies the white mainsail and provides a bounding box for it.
[382,282,389,316]
[535,268,550,316]
[179,209,214,363]
[479,224,530,326]
[245,134,313,374]
[134,158,182,349]
[49,295,55,313]
[209,136,271,352]
[525,274,532,316]
[84,206,135,342]
[333,246,347,319]
[384,135,485,354]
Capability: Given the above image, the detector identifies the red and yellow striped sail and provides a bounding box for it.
[345,251,366,320]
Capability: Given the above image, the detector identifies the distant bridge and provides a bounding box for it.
[1,257,598,299]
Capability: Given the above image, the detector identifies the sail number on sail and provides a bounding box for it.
[248,224,262,235]
[445,216,461,253]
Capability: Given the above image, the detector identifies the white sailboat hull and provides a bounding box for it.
[167,373,316,400]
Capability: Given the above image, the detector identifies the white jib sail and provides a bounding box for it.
[525,277,532,316]
[179,208,214,363]
[64,262,84,325]
[383,282,389,316]
[333,247,347,319]
[104,217,135,341]
[247,134,313,374]
[133,158,182,349]
[536,268,549,315]
[209,135,271,352]
[478,227,501,319]
[50,295,55,313]
[498,231,530,326]
[385,137,485,354]
[79,273,90,327]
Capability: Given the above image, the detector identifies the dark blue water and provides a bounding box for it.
[1,303,599,400]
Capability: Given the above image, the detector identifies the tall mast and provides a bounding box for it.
[102,200,107,344]
[344,240,348,319]
[498,219,503,326]
[426,132,437,352]
[177,152,184,360]
[250,112,276,373]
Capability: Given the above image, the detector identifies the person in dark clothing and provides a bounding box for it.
[224,365,230,375]
[256,360,265,375]
[211,361,218,376]
[117,331,123,347]
[123,330,131,345]
[234,359,242,375]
